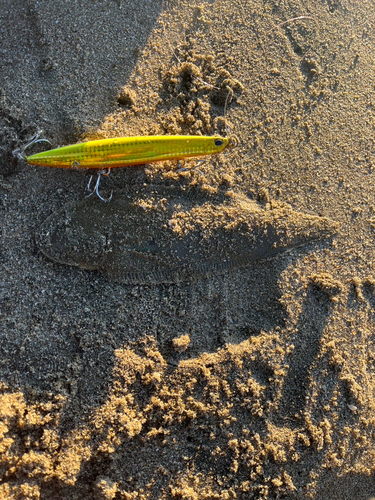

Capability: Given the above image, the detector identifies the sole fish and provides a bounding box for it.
[36,187,338,283]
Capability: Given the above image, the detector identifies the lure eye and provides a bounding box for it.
[214,139,224,147]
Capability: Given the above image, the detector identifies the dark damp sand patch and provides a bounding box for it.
[2,0,375,498]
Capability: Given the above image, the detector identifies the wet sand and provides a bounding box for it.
[1,0,375,498]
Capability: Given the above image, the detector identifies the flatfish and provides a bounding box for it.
[36,187,338,283]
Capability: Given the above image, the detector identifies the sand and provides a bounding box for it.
[1,0,375,498]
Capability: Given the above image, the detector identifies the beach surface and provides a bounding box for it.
[1,0,375,498]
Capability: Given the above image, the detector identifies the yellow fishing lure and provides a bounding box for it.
[25,135,230,169]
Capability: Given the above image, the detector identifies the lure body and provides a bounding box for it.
[25,135,229,169]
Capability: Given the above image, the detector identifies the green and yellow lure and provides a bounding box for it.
[25,135,230,169]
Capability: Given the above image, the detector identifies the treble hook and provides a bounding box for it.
[176,158,205,175]
[12,130,52,160]
[86,169,113,202]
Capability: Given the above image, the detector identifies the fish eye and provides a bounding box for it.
[215,139,224,146]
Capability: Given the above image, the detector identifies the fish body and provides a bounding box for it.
[36,187,338,284]
[25,135,229,169]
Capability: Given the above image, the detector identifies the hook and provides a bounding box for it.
[12,130,52,160]
[86,169,113,202]
[176,158,205,175]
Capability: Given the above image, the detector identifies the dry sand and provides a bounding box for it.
[1,0,375,498]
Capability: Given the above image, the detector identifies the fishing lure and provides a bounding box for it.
[24,135,230,169]
[18,133,232,201]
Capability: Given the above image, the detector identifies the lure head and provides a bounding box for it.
[210,136,230,153]
[211,135,239,154]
